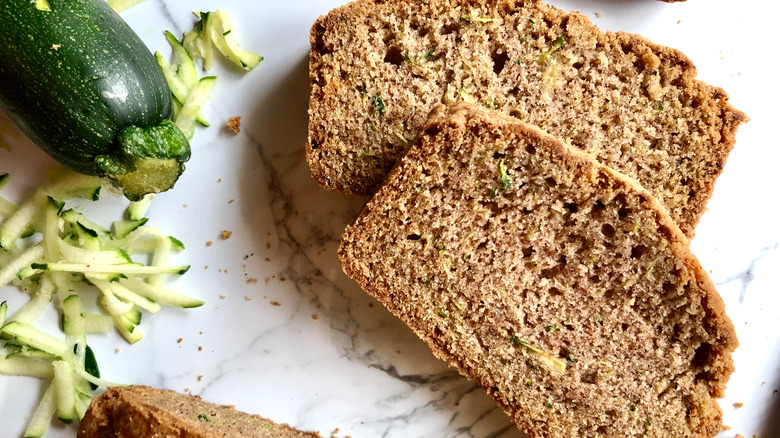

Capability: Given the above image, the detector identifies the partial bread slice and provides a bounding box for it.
[339,103,737,437]
[77,385,318,438]
[308,0,747,237]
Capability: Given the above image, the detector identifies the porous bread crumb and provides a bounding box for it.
[78,386,319,437]
[307,0,746,238]
[227,116,242,134]
[220,230,233,239]
[339,103,737,438]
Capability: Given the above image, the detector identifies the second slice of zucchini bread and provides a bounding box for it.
[308,0,747,237]
[339,103,737,437]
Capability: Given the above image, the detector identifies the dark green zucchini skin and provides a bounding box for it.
[0,0,190,198]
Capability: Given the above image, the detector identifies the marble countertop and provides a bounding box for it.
[1,1,778,437]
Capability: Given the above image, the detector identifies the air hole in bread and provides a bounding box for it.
[564,202,578,213]
[384,46,404,66]
[601,223,615,237]
[525,145,536,155]
[491,49,510,75]
[630,245,648,259]
[492,151,506,159]
[545,177,557,187]
[692,342,713,369]
[407,234,421,241]
[312,23,330,55]
[440,22,459,36]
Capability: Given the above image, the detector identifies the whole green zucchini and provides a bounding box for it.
[0,0,190,200]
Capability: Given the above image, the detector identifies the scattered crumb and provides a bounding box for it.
[736,434,745,438]
[217,178,222,183]
[753,435,759,438]
[51,44,61,50]
[368,303,374,308]
[228,199,235,204]
[177,338,183,344]
[184,387,190,392]
[733,402,743,408]
[220,230,232,240]
[219,295,226,300]
[247,278,258,284]
[265,257,271,262]
[115,348,121,353]
[198,346,203,351]
[265,277,271,284]
[183,203,188,207]
[266,242,271,249]
[271,301,281,306]
[594,12,602,18]
[280,277,286,282]
[197,375,204,381]
[206,241,213,247]
[312,314,319,320]
[677,19,682,24]
[722,425,731,431]
[244,296,252,301]
[227,116,242,134]
[204,265,209,270]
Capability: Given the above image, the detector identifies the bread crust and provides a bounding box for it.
[307,0,747,237]
[339,102,737,437]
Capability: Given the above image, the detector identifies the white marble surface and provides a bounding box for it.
[1,0,779,437]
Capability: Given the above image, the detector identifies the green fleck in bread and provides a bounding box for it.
[308,0,746,237]
[339,103,737,437]
[77,385,320,438]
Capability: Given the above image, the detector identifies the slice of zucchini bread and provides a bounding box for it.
[308,0,746,237]
[339,103,737,437]
[77,385,319,438]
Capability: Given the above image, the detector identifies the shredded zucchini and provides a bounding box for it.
[0,168,200,435]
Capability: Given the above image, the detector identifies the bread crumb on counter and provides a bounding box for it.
[227,116,241,134]
[220,230,232,240]
[733,402,744,408]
